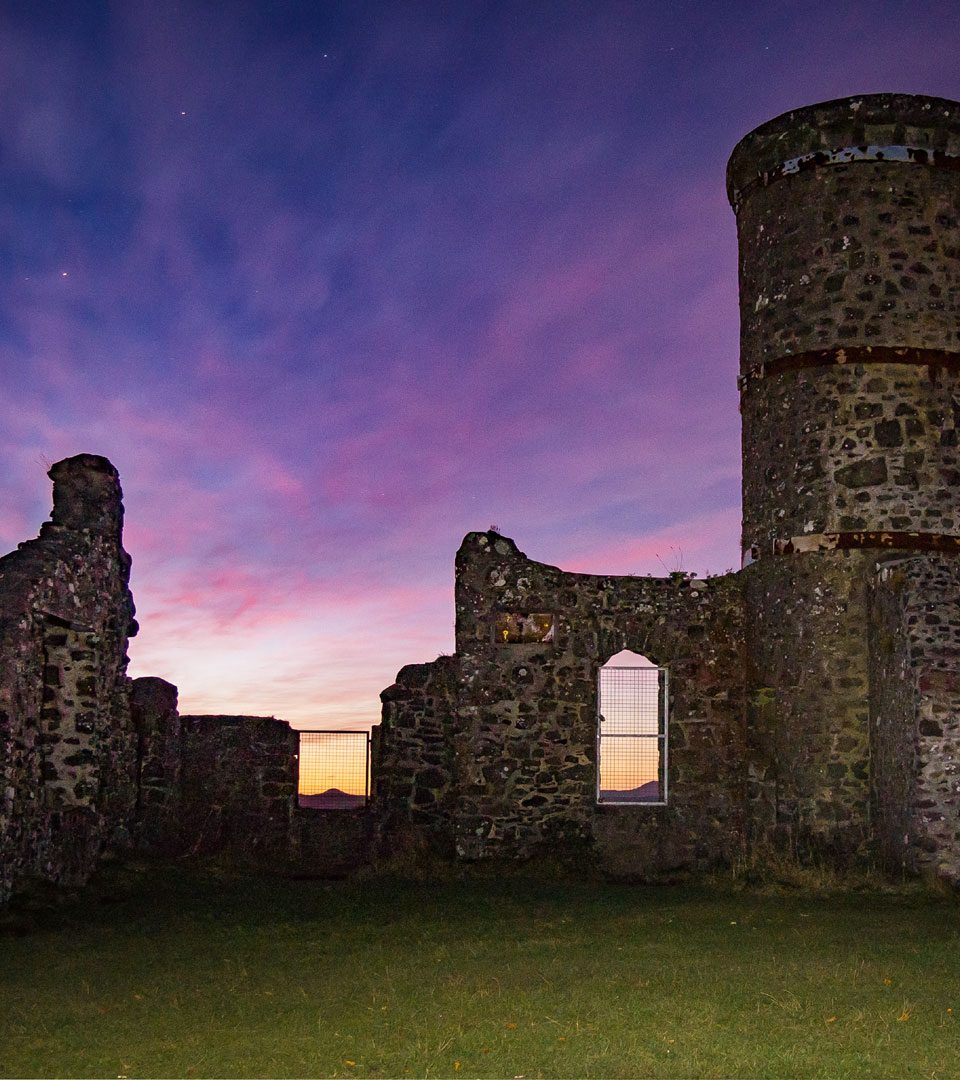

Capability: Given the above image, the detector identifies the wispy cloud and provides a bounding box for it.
[2,2,959,726]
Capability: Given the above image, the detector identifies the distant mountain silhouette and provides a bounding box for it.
[600,780,661,802]
[298,788,366,810]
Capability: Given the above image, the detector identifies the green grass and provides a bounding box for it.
[1,864,958,1078]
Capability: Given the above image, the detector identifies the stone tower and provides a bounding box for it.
[728,95,960,862]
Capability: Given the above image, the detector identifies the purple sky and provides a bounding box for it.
[2,2,959,728]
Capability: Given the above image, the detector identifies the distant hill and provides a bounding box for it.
[600,781,661,802]
[299,788,366,810]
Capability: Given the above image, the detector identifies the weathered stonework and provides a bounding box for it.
[130,677,181,853]
[741,551,875,861]
[128,687,373,875]
[0,459,376,902]
[870,556,960,884]
[177,714,298,865]
[732,94,960,867]
[0,455,138,904]
[378,533,747,876]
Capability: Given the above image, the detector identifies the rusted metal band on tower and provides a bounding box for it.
[738,345,960,390]
[744,531,960,565]
[730,144,960,211]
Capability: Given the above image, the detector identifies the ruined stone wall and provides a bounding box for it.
[130,677,181,853]
[128,682,375,876]
[291,808,374,879]
[377,657,460,857]
[378,531,746,877]
[9,95,960,898]
[0,456,138,904]
[177,715,298,867]
[870,556,960,884]
[869,561,919,875]
[729,94,960,865]
[374,93,960,883]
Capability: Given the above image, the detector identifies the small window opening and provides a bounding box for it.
[297,730,370,809]
[495,613,555,643]
[597,651,667,804]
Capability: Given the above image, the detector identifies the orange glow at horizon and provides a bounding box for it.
[297,732,369,796]
[598,751,659,793]
[598,651,662,792]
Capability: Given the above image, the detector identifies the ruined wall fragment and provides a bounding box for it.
[377,531,747,877]
[178,714,298,866]
[377,657,460,860]
[0,455,138,904]
[130,677,181,852]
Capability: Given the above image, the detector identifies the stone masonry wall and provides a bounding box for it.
[177,715,299,867]
[128,684,375,876]
[870,556,960,884]
[378,656,460,858]
[869,561,919,875]
[291,809,375,879]
[741,364,960,554]
[130,677,181,853]
[727,95,960,370]
[742,552,874,861]
[378,531,747,878]
[9,96,960,899]
[0,455,139,904]
[730,94,960,867]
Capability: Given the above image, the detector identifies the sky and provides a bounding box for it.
[2,0,960,731]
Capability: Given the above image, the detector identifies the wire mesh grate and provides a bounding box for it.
[597,666,666,803]
[297,731,370,810]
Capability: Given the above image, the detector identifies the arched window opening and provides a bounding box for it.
[597,651,667,804]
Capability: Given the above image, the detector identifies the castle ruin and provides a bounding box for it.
[2,93,960,902]
[376,94,960,884]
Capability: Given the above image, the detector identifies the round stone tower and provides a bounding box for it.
[727,94,960,861]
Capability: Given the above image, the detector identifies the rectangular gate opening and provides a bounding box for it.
[597,664,667,804]
[297,730,371,809]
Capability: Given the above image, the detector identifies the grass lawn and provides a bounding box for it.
[1,864,958,1079]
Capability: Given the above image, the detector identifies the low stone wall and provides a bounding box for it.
[178,714,298,867]
[130,677,181,853]
[0,456,379,905]
[0,456,138,905]
[127,683,377,877]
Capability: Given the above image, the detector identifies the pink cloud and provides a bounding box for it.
[127,574,453,727]
[558,507,743,578]
[7,2,958,735]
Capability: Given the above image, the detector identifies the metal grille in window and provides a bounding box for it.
[297,731,370,809]
[597,665,667,804]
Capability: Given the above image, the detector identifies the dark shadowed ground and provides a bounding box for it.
[1,862,958,1078]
